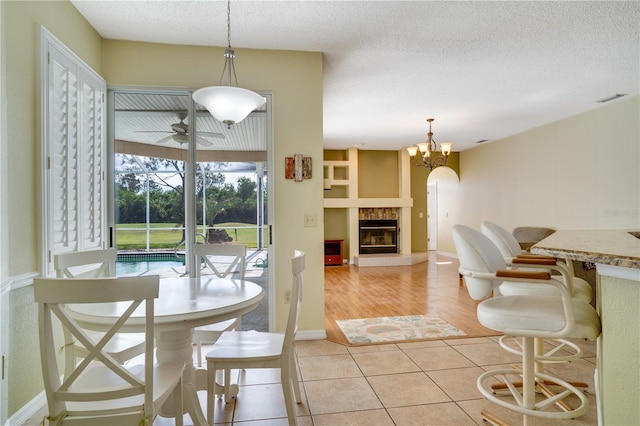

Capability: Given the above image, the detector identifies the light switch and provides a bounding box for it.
[304,214,317,227]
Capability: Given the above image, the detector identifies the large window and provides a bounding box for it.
[41,28,107,276]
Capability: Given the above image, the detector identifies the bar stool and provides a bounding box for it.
[481,221,593,367]
[453,225,601,425]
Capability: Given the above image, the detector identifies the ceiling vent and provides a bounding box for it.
[596,94,627,103]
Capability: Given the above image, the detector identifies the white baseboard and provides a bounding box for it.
[354,252,429,267]
[295,329,327,340]
[6,390,45,426]
[436,251,458,259]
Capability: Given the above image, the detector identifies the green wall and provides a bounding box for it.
[358,150,399,198]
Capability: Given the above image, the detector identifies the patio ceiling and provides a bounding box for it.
[114,91,267,165]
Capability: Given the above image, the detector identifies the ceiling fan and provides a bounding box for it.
[136,113,224,147]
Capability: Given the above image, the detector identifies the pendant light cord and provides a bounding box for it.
[227,0,232,49]
[220,0,239,87]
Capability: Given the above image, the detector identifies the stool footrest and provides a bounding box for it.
[498,336,583,363]
[478,368,589,420]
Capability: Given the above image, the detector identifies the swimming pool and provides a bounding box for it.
[116,252,185,275]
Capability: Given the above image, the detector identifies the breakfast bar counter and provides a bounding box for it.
[531,229,640,269]
[532,230,640,426]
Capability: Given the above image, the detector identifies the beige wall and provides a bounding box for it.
[2,0,104,417]
[4,0,102,277]
[438,95,639,255]
[2,1,324,419]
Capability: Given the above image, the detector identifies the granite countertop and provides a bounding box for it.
[531,230,640,269]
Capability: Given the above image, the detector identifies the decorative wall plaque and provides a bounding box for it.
[285,155,312,182]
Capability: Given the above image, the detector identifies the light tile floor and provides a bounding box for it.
[155,336,597,425]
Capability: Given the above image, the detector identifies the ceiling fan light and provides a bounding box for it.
[173,134,188,144]
[193,86,264,127]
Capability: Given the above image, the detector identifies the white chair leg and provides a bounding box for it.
[207,362,215,425]
[280,361,297,426]
[290,351,302,403]
[224,368,232,402]
[522,337,535,426]
[197,340,203,368]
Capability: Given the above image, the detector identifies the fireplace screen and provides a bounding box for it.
[359,220,398,254]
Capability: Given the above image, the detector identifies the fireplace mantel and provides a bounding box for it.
[323,198,412,209]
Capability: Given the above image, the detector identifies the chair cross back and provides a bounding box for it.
[34,276,160,423]
[53,297,145,396]
[194,244,246,278]
[53,248,150,381]
[54,248,117,278]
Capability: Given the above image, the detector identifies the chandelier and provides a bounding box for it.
[406,118,452,171]
[192,0,265,128]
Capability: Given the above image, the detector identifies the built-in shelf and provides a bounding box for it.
[323,148,414,264]
[323,161,352,189]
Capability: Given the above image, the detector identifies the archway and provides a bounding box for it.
[426,167,459,251]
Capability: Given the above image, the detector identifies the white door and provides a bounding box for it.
[427,183,437,251]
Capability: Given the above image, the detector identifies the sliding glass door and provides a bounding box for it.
[109,89,271,331]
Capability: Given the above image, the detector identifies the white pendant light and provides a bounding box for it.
[192,0,265,128]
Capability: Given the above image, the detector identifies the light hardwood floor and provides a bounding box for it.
[324,252,497,345]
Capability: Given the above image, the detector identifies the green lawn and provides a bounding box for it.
[116,222,262,250]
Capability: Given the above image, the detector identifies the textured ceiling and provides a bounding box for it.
[72,0,639,152]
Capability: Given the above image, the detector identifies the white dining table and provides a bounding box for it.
[68,276,264,426]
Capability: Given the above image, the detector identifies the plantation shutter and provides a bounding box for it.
[79,72,106,251]
[42,28,107,276]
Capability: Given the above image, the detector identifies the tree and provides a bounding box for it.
[115,153,259,229]
[116,172,141,193]
[236,177,256,202]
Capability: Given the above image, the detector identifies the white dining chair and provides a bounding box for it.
[453,225,600,425]
[33,275,185,425]
[54,249,117,279]
[192,243,247,367]
[206,250,305,426]
[54,249,147,378]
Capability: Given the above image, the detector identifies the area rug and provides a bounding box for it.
[336,315,467,345]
